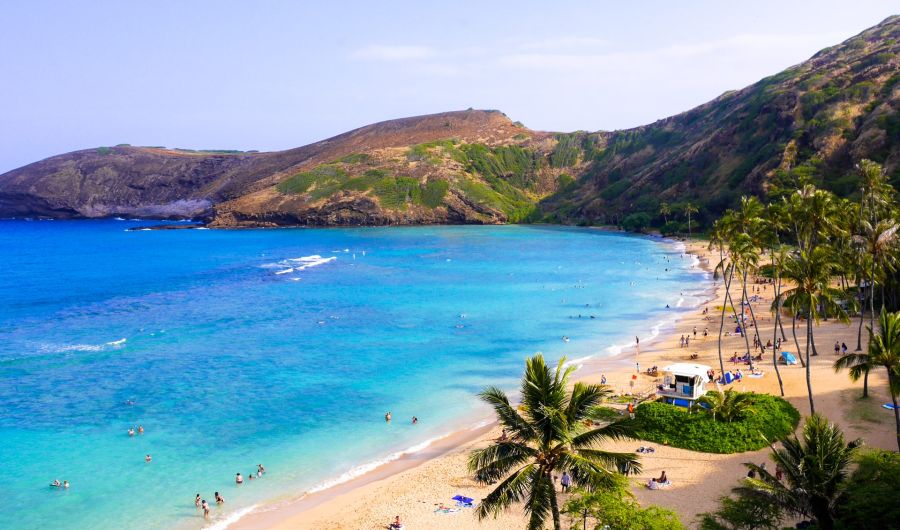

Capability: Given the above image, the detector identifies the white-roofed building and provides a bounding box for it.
[658,363,712,406]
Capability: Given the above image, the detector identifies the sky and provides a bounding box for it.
[0,1,896,173]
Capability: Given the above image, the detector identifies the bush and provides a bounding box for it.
[622,212,652,232]
[419,179,449,208]
[635,393,800,453]
[834,450,900,529]
[565,487,684,530]
[699,494,783,530]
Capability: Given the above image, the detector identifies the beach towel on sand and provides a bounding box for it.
[883,403,899,410]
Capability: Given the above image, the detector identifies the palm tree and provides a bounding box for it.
[684,202,699,240]
[659,202,671,225]
[469,354,640,530]
[851,219,898,396]
[736,414,861,530]
[710,216,737,378]
[693,389,755,423]
[834,310,900,450]
[780,246,849,414]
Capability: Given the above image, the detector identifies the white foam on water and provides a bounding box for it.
[44,338,127,353]
[304,431,455,495]
[264,255,337,276]
[204,503,259,530]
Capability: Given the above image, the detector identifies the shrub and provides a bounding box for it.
[419,179,449,208]
[564,486,684,530]
[834,450,900,529]
[635,392,800,453]
[622,212,652,232]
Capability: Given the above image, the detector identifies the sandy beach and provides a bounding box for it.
[234,240,897,530]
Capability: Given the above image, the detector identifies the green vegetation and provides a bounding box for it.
[564,482,684,530]
[834,450,900,529]
[703,414,862,530]
[550,133,582,168]
[457,177,535,222]
[419,179,449,208]
[635,393,800,453]
[96,146,113,155]
[460,143,541,190]
[276,164,348,197]
[407,139,465,165]
[339,153,372,164]
[469,355,640,530]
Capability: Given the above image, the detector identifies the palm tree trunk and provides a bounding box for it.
[716,258,731,377]
[549,474,561,530]
[792,312,806,368]
[856,276,865,351]
[772,271,785,396]
[739,270,755,370]
[889,369,900,452]
[805,305,815,415]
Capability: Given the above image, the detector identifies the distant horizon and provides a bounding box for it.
[0,1,896,173]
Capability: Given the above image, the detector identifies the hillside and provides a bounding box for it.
[540,15,900,229]
[1,16,897,229]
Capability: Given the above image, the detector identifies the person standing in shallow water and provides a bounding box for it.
[236,473,243,484]
[385,411,392,422]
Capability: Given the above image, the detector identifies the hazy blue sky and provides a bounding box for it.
[1,1,896,173]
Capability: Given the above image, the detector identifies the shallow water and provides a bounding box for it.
[0,221,705,529]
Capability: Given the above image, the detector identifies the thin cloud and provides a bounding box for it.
[350,45,435,61]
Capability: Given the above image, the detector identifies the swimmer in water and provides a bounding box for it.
[63,480,69,489]
[412,416,418,424]
[145,454,152,463]
[195,494,201,508]
[385,411,392,422]
[128,428,135,437]
[137,425,144,434]
[215,491,224,504]
[236,473,244,484]
[258,464,266,475]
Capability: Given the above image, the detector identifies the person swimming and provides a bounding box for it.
[215,491,224,504]
[63,480,69,489]
[50,479,61,487]
[137,425,144,434]
[412,416,418,424]
[128,428,135,436]
[385,411,392,422]
[236,473,244,484]
[258,463,266,475]
[145,454,152,463]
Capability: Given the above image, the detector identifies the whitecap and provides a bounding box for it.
[203,504,259,530]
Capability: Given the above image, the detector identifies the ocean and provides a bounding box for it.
[0,221,706,529]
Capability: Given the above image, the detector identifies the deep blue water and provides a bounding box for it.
[0,221,703,529]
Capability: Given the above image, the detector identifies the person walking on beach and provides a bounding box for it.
[561,471,571,493]
[693,326,697,337]
[600,374,607,385]
[834,341,840,355]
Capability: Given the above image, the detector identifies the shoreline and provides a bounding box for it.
[226,237,711,530]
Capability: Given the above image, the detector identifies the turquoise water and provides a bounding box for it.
[0,221,704,529]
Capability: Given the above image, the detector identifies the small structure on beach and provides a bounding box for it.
[657,363,712,407]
